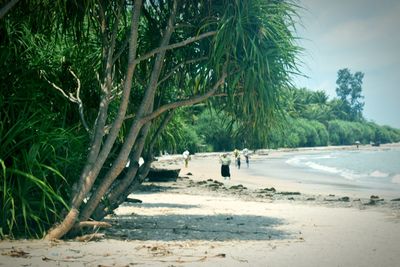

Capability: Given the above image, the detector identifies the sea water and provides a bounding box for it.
[249,147,400,199]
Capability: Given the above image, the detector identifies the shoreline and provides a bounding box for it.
[1,145,400,267]
[156,142,400,203]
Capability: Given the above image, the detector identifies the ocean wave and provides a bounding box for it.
[285,156,303,166]
[286,154,337,166]
[286,153,397,182]
[286,154,335,165]
[312,155,337,159]
[304,161,360,180]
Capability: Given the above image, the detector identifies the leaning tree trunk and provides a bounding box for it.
[45,0,142,240]
[81,68,227,224]
[66,122,151,236]
[94,156,154,221]
[75,0,178,225]
[89,122,151,220]
[92,111,173,220]
[46,0,225,240]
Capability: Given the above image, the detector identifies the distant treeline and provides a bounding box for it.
[266,118,400,149]
[177,78,400,152]
[178,108,400,153]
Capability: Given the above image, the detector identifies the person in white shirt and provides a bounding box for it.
[182,149,190,167]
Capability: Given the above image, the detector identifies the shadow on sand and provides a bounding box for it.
[103,182,295,242]
[104,212,292,242]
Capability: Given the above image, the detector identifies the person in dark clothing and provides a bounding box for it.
[236,155,241,169]
[219,153,231,180]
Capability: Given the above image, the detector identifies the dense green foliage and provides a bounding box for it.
[0,2,94,237]
[0,74,87,238]
[1,0,301,238]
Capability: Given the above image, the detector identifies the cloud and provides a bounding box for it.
[318,4,400,70]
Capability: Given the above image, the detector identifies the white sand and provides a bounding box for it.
[1,149,400,267]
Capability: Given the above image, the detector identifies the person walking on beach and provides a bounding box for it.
[182,149,190,167]
[233,148,239,166]
[220,153,231,180]
[236,154,241,169]
[243,148,249,168]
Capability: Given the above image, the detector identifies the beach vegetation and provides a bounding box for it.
[1,0,301,239]
[0,91,86,238]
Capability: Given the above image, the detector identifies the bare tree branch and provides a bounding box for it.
[148,110,174,151]
[68,69,91,133]
[106,0,124,76]
[158,56,208,85]
[112,36,129,64]
[40,69,91,134]
[141,71,227,124]
[112,2,211,65]
[133,31,216,64]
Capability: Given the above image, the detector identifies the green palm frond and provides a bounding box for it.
[208,0,301,144]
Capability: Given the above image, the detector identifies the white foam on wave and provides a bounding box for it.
[369,170,389,178]
[392,174,400,184]
[305,161,340,174]
[285,156,303,166]
[312,154,337,160]
[286,155,360,180]
[304,161,360,180]
[286,154,336,166]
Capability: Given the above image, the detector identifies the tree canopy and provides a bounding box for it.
[335,68,365,121]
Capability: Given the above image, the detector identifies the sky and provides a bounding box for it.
[293,0,400,128]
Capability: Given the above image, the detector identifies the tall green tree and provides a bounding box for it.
[335,68,365,121]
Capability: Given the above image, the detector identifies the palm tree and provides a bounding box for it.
[311,90,328,105]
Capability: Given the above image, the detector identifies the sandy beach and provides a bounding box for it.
[1,146,400,267]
